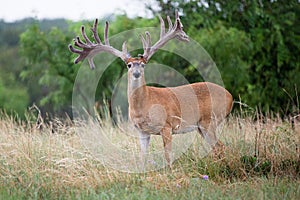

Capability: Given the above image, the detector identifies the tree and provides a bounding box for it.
[146,0,300,115]
[20,22,79,116]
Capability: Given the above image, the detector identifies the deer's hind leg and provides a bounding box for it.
[197,119,225,157]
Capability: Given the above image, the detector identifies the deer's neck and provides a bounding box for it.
[127,76,148,112]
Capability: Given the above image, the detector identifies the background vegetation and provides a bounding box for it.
[0,0,299,118]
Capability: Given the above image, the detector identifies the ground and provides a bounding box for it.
[0,112,299,199]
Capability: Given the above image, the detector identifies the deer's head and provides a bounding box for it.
[125,56,147,80]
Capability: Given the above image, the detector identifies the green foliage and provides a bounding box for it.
[20,22,79,115]
[0,78,29,115]
[0,18,71,117]
[151,0,300,114]
[0,45,29,117]
[1,1,299,116]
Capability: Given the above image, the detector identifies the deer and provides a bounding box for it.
[69,11,233,168]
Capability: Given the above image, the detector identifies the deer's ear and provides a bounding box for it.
[138,54,147,64]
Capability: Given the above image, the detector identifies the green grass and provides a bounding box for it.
[0,176,299,199]
[0,112,299,199]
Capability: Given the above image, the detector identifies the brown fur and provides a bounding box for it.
[127,58,233,166]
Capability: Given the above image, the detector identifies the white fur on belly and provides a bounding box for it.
[172,125,198,134]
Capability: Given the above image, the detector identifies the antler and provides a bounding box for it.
[141,11,189,63]
[69,19,129,69]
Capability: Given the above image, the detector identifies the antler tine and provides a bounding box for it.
[174,11,184,31]
[87,57,96,70]
[146,32,152,57]
[176,18,184,31]
[142,11,189,63]
[122,41,127,52]
[104,21,110,46]
[74,36,89,49]
[81,25,93,45]
[158,15,165,39]
[68,44,84,64]
[140,33,150,58]
[91,18,102,44]
[146,32,151,49]
[166,16,173,32]
[69,18,129,69]
[140,35,146,51]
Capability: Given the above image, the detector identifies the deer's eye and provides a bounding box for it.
[141,62,145,68]
[127,62,132,68]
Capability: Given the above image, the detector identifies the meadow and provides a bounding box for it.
[0,110,299,199]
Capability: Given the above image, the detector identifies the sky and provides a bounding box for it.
[0,0,156,22]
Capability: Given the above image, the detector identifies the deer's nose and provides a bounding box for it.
[133,71,141,78]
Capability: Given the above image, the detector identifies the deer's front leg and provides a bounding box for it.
[139,132,150,168]
[161,127,172,168]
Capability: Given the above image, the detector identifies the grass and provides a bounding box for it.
[0,111,299,199]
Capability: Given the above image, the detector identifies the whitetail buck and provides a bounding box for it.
[69,12,233,167]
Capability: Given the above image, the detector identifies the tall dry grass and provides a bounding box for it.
[0,110,299,198]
